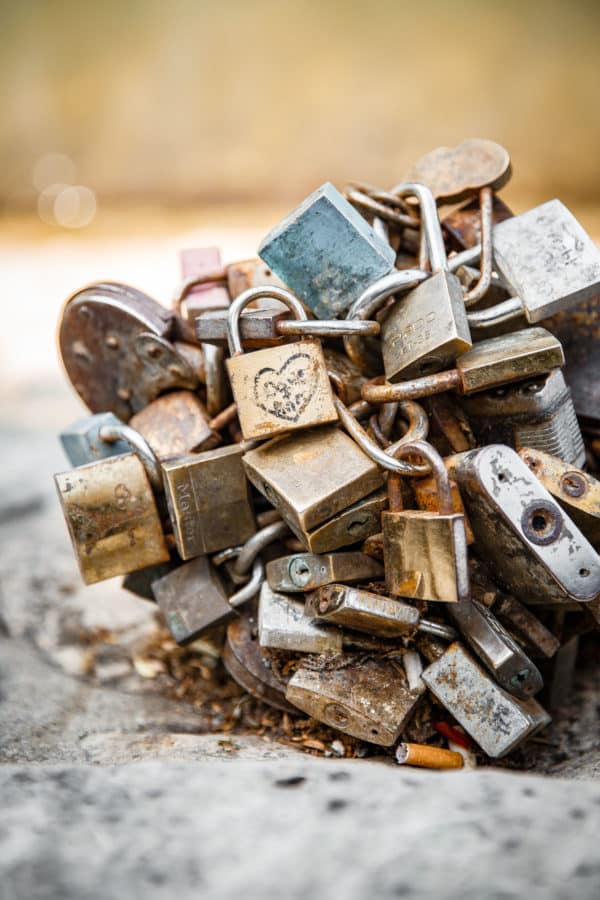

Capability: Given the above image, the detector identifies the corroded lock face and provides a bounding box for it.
[58,282,199,421]
[286,655,422,746]
[162,445,256,559]
[382,270,472,381]
[60,412,130,467]
[454,444,600,607]
[303,490,387,553]
[227,339,338,440]
[243,426,385,545]
[55,453,169,584]
[151,555,233,644]
[519,448,600,551]
[129,390,220,459]
[258,182,396,318]
[422,642,550,758]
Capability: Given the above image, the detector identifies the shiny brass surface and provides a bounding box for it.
[266,551,383,593]
[162,445,256,559]
[519,447,600,549]
[129,390,219,459]
[286,655,422,746]
[243,425,384,540]
[55,453,169,585]
[227,339,338,441]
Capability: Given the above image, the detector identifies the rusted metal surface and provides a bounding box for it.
[443,193,513,250]
[223,609,297,714]
[129,390,220,459]
[544,295,600,425]
[59,282,199,421]
[55,453,169,584]
[403,139,512,205]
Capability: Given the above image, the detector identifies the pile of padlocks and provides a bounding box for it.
[54,139,600,768]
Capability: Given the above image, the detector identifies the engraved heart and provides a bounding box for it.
[253,352,319,422]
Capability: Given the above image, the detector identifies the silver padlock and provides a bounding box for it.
[453,200,600,328]
[452,444,600,609]
[460,368,586,468]
[422,642,551,758]
[446,599,543,698]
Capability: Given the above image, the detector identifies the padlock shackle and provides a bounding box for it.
[362,370,462,404]
[229,558,265,609]
[343,269,429,374]
[276,318,380,338]
[232,520,290,579]
[227,286,307,355]
[463,186,494,308]
[389,182,448,272]
[334,397,430,476]
[389,440,454,516]
[171,268,227,313]
[99,423,163,493]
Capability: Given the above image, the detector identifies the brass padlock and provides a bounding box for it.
[129,390,220,459]
[519,447,600,550]
[286,654,423,746]
[55,444,169,585]
[380,183,472,381]
[225,287,338,440]
[305,584,457,641]
[266,551,383,593]
[242,424,385,546]
[382,440,470,603]
[302,489,388,553]
[161,444,256,559]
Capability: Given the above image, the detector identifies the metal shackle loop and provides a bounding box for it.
[333,397,430,477]
[344,269,430,373]
[227,286,307,356]
[277,318,380,338]
[232,520,290,579]
[389,440,454,516]
[389,182,448,272]
[228,557,265,609]
[99,423,163,493]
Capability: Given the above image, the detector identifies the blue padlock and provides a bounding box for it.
[258,182,396,319]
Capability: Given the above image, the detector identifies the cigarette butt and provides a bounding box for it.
[395,742,464,770]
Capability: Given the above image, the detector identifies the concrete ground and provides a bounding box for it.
[1,222,599,899]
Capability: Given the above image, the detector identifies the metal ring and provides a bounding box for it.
[229,558,265,609]
[227,286,307,356]
[99,423,163,492]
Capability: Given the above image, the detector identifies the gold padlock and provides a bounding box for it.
[55,435,169,585]
[225,287,338,440]
[161,444,256,559]
[382,440,470,602]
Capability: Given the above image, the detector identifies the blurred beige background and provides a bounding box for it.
[1,0,600,410]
